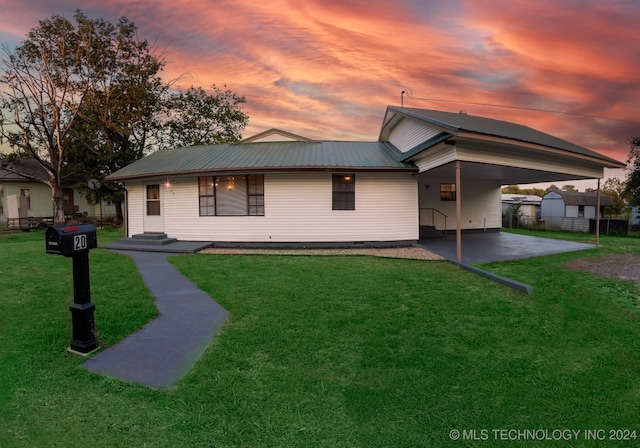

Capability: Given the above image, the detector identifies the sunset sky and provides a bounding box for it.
[1,0,638,185]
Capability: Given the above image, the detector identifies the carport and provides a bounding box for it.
[380,107,627,263]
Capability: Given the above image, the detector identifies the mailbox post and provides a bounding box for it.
[45,224,99,354]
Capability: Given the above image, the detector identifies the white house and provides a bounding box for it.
[540,190,613,231]
[630,205,640,229]
[106,107,625,256]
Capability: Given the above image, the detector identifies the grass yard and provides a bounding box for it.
[1,227,640,447]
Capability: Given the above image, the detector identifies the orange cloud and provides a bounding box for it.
[0,0,637,164]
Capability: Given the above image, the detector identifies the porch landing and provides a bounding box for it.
[101,234,213,253]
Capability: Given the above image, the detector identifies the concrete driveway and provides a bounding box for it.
[418,232,596,264]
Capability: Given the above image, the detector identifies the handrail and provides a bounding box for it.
[420,207,448,233]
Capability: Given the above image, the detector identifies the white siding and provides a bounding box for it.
[126,172,418,243]
[388,118,443,153]
[564,205,597,219]
[419,176,501,230]
[412,146,457,172]
[541,192,599,222]
[630,206,639,226]
[540,192,566,222]
[565,205,579,218]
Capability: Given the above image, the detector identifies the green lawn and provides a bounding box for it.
[1,228,640,447]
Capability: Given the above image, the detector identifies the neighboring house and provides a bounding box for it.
[106,107,625,250]
[540,190,613,231]
[629,205,640,229]
[501,194,542,227]
[0,158,114,229]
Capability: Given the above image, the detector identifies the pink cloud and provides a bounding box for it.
[0,0,637,165]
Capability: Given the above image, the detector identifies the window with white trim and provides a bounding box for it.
[332,174,355,210]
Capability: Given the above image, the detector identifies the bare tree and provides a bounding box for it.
[0,12,94,225]
[2,11,250,227]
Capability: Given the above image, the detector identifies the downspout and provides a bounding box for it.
[124,188,129,238]
[456,161,462,263]
[596,179,600,247]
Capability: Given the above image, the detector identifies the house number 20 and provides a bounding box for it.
[74,234,87,251]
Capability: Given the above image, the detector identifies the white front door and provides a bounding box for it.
[143,184,164,233]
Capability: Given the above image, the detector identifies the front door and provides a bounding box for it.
[62,188,75,215]
[143,184,164,233]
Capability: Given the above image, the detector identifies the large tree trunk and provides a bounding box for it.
[52,184,66,226]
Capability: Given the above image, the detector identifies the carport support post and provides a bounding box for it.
[456,161,462,263]
[596,178,601,247]
[69,251,98,353]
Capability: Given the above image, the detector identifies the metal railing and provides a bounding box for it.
[420,207,448,233]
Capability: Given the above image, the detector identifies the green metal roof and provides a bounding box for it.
[386,107,625,167]
[106,141,416,181]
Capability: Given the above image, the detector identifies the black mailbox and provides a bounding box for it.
[46,224,97,257]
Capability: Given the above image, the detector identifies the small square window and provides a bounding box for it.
[440,183,456,201]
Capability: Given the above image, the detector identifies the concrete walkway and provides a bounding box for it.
[84,250,228,389]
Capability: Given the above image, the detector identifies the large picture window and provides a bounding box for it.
[332,173,355,210]
[199,175,264,216]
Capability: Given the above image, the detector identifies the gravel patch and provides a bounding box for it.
[199,246,445,261]
[564,253,640,285]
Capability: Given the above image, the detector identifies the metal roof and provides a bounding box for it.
[545,190,613,206]
[386,107,625,166]
[501,194,543,204]
[0,158,49,182]
[106,140,416,181]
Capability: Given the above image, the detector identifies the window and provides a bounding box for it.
[248,174,265,216]
[20,188,31,209]
[578,205,585,217]
[199,177,215,216]
[146,185,160,215]
[199,175,264,216]
[440,183,456,201]
[332,174,355,210]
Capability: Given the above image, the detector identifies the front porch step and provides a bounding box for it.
[125,233,178,245]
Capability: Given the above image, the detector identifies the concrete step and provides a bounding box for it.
[124,234,178,245]
[131,233,169,240]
